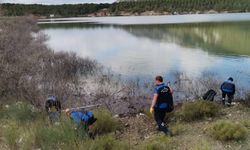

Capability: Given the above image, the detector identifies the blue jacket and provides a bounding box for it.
[221,80,235,94]
[70,111,94,125]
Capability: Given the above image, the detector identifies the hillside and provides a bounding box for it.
[1,0,250,18]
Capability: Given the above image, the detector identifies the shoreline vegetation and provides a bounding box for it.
[0,0,250,18]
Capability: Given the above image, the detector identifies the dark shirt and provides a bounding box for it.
[221,80,235,94]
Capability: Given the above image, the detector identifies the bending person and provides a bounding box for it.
[221,77,236,106]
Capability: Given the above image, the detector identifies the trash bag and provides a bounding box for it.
[203,89,217,101]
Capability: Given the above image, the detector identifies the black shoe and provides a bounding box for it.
[161,128,173,137]
[222,100,225,105]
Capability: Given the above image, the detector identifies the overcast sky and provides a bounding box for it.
[0,0,116,4]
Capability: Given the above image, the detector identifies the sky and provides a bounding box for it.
[0,0,116,4]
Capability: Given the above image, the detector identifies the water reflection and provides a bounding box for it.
[41,22,250,87]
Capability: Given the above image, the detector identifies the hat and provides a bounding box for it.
[228,77,233,82]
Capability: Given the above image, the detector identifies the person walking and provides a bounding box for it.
[221,77,236,106]
[150,76,174,136]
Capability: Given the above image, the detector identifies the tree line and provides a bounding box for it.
[1,0,250,17]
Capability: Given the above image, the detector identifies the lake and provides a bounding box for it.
[39,13,250,90]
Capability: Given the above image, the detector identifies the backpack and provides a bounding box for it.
[82,111,97,126]
[203,89,217,101]
[157,86,174,112]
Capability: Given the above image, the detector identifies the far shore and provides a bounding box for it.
[29,9,248,19]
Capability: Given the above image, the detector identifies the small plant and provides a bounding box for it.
[181,100,220,121]
[139,134,173,150]
[92,109,121,135]
[208,120,247,141]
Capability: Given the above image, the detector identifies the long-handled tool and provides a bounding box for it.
[64,104,102,112]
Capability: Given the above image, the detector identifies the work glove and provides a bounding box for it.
[150,107,154,114]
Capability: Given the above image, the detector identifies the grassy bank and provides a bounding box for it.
[0,100,250,150]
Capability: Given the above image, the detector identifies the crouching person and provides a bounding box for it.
[45,95,61,123]
[65,109,97,138]
[150,76,174,136]
[221,77,236,106]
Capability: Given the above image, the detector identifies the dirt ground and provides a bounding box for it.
[116,104,250,150]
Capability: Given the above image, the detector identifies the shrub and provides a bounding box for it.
[139,134,173,150]
[92,109,121,135]
[208,120,248,141]
[181,100,220,121]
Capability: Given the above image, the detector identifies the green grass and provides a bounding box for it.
[0,101,40,122]
[191,140,211,150]
[169,122,186,136]
[79,134,128,150]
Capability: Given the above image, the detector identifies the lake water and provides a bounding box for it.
[39,13,250,89]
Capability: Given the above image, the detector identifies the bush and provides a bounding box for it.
[181,100,220,121]
[138,134,173,150]
[208,120,248,141]
[92,109,121,135]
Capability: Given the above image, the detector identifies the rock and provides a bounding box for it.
[113,114,119,118]
[125,123,130,127]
